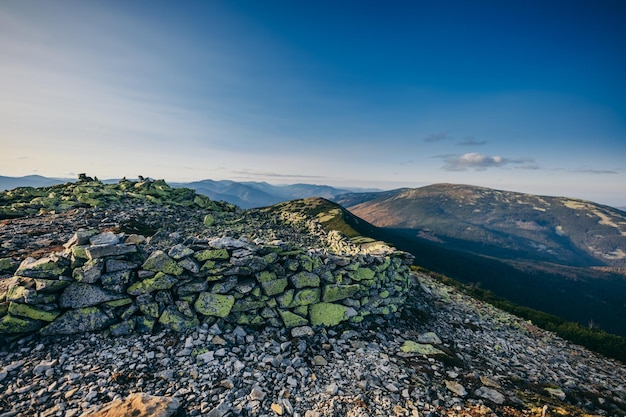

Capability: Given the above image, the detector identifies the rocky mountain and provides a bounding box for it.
[334,184,626,337]
[1,178,626,416]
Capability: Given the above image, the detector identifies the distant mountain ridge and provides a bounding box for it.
[173,180,364,209]
[0,175,374,209]
[0,175,65,190]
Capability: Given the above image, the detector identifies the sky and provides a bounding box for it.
[1,0,625,207]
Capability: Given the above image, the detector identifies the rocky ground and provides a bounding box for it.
[1,186,626,417]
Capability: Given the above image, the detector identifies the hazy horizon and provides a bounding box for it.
[1,1,625,206]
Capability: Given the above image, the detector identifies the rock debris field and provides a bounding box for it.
[0,179,625,417]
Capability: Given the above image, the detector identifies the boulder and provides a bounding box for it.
[41,307,116,335]
[289,272,320,289]
[399,341,445,356]
[60,283,126,309]
[16,256,69,279]
[127,272,177,295]
[194,292,235,317]
[158,306,199,332]
[322,284,360,303]
[309,303,355,326]
[141,251,183,276]
[86,244,137,259]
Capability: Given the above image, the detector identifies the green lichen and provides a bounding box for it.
[138,302,160,318]
[8,302,60,322]
[350,267,376,281]
[309,302,350,326]
[260,278,288,296]
[279,310,309,328]
[159,306,199,332]
[203,214,215,227]
[194,249,229,261]
[127,272,177,295]
[322,284,360,303]
[399,341,445,355]
[194,292,235,317]
[103,298,133,308]
[0,314,44,333]
[135,315,156,333]
[290,288,321,307]
[142,251,183,276]
[290,272,320,289]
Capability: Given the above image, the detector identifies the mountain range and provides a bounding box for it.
[2,175,625,336]
[0,175,368,209]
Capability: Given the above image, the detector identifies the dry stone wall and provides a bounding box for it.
[0,229,414,341]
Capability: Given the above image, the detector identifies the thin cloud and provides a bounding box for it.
[575,168,618,175]
[457,137,487,146]
[439,152,535,171]
[424,131,449,142]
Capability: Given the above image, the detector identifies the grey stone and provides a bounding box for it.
[86,244,137,259]
[60,283,125,309]
[474,386,506,404]
[40,307,116,335]
[89,232,120,246]
[105,259,138,273]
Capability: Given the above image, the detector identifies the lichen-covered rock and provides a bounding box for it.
[158,306,199,332]
[232,255,267,273]
[291,288,321,307]
[0,257,15,273]
[109,319,136,336]
[203,214,215,227]
[194,292,235,317]
[194,249,229,261]
[279,310,309,328]
[290,272,320,289]
[350,267,376,281]
[399,341,445,356]
[8,302,60,322]
[0,314,44,334]
[101,270,133,293]
[260,278,288,296]
[127,272,177,295]
[142,251,183,276]
[73,259,104,284]
[60,283,126,309]
[309,302,355,326]
[16,256,69,279]
[322,284,361,303]
[40,307,116,335]
[167,244,194,260]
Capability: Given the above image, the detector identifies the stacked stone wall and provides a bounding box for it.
[0,230,413,340]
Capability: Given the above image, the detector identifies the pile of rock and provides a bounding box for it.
[0,228,413,342]
[0,176,235,220]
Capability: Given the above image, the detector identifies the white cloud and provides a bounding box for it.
[440,152,535,171]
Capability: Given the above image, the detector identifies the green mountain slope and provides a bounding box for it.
[336,183,626,268]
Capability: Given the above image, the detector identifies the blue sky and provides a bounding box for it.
[1,0,625,206]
